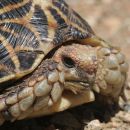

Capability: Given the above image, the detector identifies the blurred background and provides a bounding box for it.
[66,0,130,82]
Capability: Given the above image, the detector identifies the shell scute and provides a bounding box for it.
[0,0,95,86]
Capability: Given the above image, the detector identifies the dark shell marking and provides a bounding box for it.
[0,0,94,84]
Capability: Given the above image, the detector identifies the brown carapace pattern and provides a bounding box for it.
[0,0,94,85]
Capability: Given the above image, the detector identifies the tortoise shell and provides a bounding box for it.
[0,0,97,86]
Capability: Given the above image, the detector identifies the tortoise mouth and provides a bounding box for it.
[64,80,90,94]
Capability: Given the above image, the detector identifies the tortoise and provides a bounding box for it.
[0,0,128,125]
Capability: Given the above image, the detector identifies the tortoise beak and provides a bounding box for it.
[64,81,90,94]
[80,36,110,47]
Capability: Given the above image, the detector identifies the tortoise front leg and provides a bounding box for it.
[0,59,65,123]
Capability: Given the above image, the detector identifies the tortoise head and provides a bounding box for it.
[53,43,128,100]
[53,44,98,94]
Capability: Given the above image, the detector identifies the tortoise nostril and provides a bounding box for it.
[62,56,75,68]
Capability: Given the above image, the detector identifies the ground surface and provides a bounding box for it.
[1,0,130,130]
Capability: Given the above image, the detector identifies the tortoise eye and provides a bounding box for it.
[62,56,75,68]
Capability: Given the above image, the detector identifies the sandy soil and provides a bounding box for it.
[1,0,130,130]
